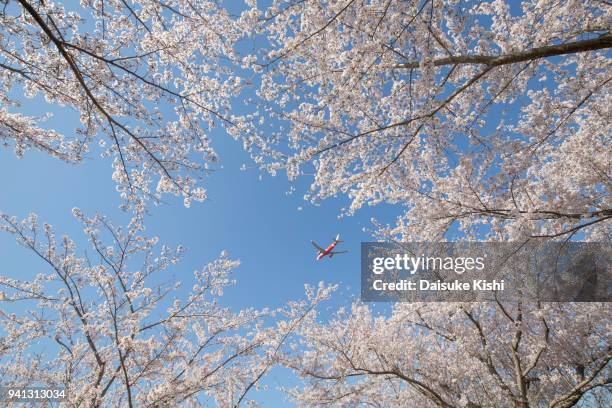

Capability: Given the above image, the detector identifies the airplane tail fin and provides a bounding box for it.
[335,234,343,242]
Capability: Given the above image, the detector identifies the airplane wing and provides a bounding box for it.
[329,250,348,255]
[311,241,325,253]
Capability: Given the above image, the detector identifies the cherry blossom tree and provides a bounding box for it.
[236,3,611,406]
[0,209,335,406]
[281,301,611,408]
[0,2,344,405]
[241,0,611,241]
[1,0,251,209]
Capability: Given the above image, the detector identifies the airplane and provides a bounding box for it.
[311,234,348,260]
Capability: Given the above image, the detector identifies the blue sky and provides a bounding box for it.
[0,94,401,309]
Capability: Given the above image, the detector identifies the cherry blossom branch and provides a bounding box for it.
[394,34,611,69]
